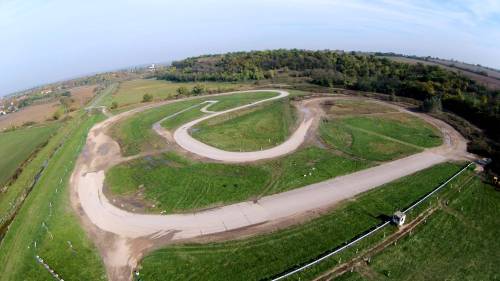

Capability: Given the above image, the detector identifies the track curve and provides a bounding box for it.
[70,89,472,280]
[173,90,314,162]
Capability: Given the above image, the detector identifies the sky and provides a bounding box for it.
[1,0,500,96]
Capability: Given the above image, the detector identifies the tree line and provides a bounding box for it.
[156,49,500,170]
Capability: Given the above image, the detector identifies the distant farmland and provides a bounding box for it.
[0,102,60,130]
[111,79,248,107]
[69,85,97,108]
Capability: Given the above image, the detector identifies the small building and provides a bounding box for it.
[41,89,53,95]
[7,102,18,113]
[148,64,156,72]
[392,211,406,226]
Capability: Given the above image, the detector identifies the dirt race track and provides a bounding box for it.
[69,90,473,280]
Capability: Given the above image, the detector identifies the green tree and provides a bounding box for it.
[110,101,118,109]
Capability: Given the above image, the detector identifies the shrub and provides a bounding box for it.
[176,86,189,98]
[142,93,153,103]
[22,121,36,127]
[421,96,442,113]
[52,110,62,120]
[191,84,206,96]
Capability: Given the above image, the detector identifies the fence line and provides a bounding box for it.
[403,162,473,213]
[271,221,390,281]
[35,255,64,281]
[270,162,472,281]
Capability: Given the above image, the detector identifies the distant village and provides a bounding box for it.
[0,101,19,116]
[0,64,160,117]
[0,88,53,116]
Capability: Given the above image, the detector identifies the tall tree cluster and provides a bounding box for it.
[157,49,500,142]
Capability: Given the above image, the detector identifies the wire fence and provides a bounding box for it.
[35,255,65,281]
[402,162,473,213]
[270,162,473,281]
[271,221,390,281]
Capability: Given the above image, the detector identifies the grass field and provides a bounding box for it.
[111,99,203,155]
[337,175,499,281]
[108,94,445,212]
[111,79,248,107]
[0,124,68,228]
[91,83,118,108]
[341,114,442,148]
[0,112,106,281]
[320,112,441,161]
[324,100,398,116]
[106,147,370,213]
[320,121,420,162]
[111,91,278,156]
[0,124,58,187]
[69,85,96,109]
[160,91,278,130]
[191,99,296,151]
[137,163,466,280]
[105,152,270,212]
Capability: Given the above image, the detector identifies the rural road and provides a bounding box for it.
[70,89,471,280]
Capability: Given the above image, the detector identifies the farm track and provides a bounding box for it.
[69,90,473,281]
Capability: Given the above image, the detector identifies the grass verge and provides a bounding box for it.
[0,112,106,281]
[137,163,464,280]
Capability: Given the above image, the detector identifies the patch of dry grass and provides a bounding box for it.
[323,100,397,116]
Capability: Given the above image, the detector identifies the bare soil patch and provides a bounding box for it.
[0,101,60,130]
[70,85,97,108]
